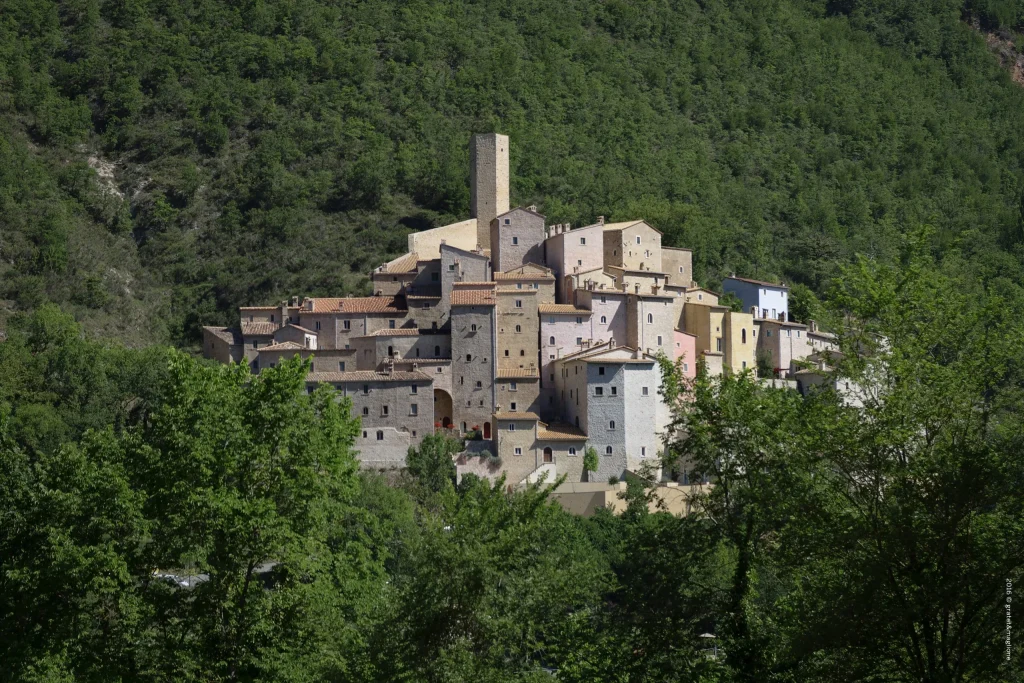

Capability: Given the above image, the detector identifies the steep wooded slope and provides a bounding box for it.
[1,0,1023,345]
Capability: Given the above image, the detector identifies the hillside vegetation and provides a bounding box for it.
[2,0,1024,345]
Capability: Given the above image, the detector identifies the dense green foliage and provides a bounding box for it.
[3,246,1022,681]
[2,0,1024,344]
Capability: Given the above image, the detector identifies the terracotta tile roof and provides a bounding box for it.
[203,326,242,344]
[538,304,592,315]
[451,289,496,306]
[380,252,419,273]
[452,281,495,287]
[724,275,788,289]
[406,293,442,299]
[259,341,306,352]
[306,370,431,383]
[496,287,538,294]
[606,266,668,276]
[282,323,317,334]
[495,411,540,421]
[355,328,421,337]
[306,296,407,314]
[392,357,452,364]
[241,322,278,336]
[537,421,588,441]
[239,306,280,311]
[496,367,540,379]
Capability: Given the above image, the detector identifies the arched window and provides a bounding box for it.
[609,420,615,429]
[520,350,525,356]
[362,407,369,416]
[647,313,653,324]
[568,447,577,456]
[376,431,384,441]
[515,324,521,333]
[543,447,553,463]
[741,329,747,344]
[388,345,394,356]
[606,446,613,455]
[549,336,555,345]
[466,354,472,362]
[471,324,477,332]
[600,316,607,323]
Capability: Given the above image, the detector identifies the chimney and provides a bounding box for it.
[527,204,537,212]
[808,320,817,333]
[750,306,757,317]
[290,296,299,307]
[634,283,640,293]
[651,285,660,295]
[597,215,605,225]
[280,302,289,328]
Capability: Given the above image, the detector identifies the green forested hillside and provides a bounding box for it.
[2,0,1024,345]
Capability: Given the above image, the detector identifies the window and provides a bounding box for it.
[576,337,583,345]
[576,316,583,324]
[362,430,367,438]
[470,324,477,332]
[376,431,384,441]
[549,336,555,345]
[742,361,747,370]
[647,313,653,324]
[679,267,684,273]
[642,386,649,396]
[600,296,606,303]
[512,236,519,245]
[516,283,522,289]
[315,320,321,331]
[387,345,394,357]
[580,237,586,245]
[505,350,510,357]
[434,345,441,356]
[253,340,259,349]
[339,361,346,371]
[476,381,482,388]
[514,447,523,455]
[641,447,647,456]
[382,405,389,416]
[309,362,315,372]
[683,363,689,372]
[448,264,456,271]
[698,294,703,301]
[509,423,516,431]
[343,320,351,330]
[520,350,525,356]
[466,354,472,361]
[515,324,521,333]
[595,387,604,396]
[504,218,511,225]
[606,446,613,455]
[796,331,801,338]
[766,329,772,337]
[568,447,577,456]
[362,384,369,394]
[599,366,606,375]
[249,315,254,322]
[786,329,791,337]
[657,335,663,345]
[389,319,396,329]
[423,302,430,309]
[600,315,607,323]
[515,300,522,308]
[510,402,517,411]
[411,385,418,394]
[742,329,747,344]
[270,314,275,322]
[362,406,369,416]
[431,272,439,281]
[762,308,768,318]
[716,337,723,352]
[609,420,616,429]
[772,309,777,319]
[543,447,553,463]
[410,404,418,415]
[635,235,641,244]
[577,259,582,266]
[611,386,617,396]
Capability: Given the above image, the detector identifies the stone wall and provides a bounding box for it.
[469,133,510,250]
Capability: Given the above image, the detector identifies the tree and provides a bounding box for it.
[406,431,462,496]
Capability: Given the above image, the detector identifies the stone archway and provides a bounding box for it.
[433,388,453,430]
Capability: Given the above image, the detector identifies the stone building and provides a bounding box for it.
[544,221,605,302]
[496,287,540,376]
[450,283,498,437]
[755,318,811,378]
[723,275,789,321]
[626,292,675,359]
[490,207,546,272]
[306,369,434,468]
[662,247,693,287]
[602,220,663,272]
[470,133,510,250]
[723,310,756,374]
[440,243,491,325]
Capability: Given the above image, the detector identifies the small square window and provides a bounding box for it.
[411,385,418,394]
[389,320,396,329]
[576,337,583,345]
[509,423,516,431]
[611,386,617,396]
[595,387,604,396]
[510,402,517,411]
[431,272,439,281]
[476,381,482,388]
[505,218,511,225]
[510,382,517,391]
[382,405,389,416]
[343,320,351,330]
[514,447,523,455]
[512,236,519,245]
[410,404,418,415]
[448,264,456,271]
[516,300,523,308]
[642,386,649,396]
[599,367,605,375]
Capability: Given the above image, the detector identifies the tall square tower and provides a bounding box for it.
[470,133,510,250]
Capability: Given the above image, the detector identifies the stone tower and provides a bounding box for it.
[470,133,510,251]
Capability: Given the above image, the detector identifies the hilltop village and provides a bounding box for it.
[203,134,840,489]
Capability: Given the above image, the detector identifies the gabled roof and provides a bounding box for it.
[495,411,540,421]
[537,421,588,441]
[203,326,243,344]
[241,322,278,336]
[280,323,317,335]
[538,304,592,315]
[352,328,422,338]
[306,371,432,383]
[601,220,663,235]
[496,367,540,379]
[440,242,489,260]
[558,340,616,362]
[493,263,555,281]
[259,341,306,352]
[451,289,497,306]
[304,296,407,314]
[377,252,419,274]
[724,275,789,290]
[495,206,545,220]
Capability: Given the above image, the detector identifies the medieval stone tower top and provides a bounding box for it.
[470,133,510,251]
